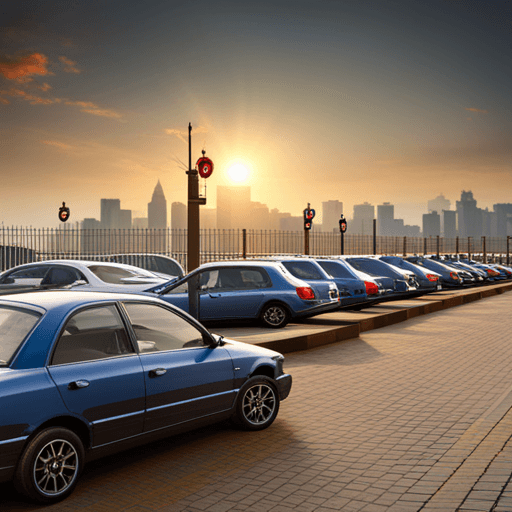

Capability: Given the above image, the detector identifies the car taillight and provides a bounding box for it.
[449,272,459,280]
[364,281,379,295]
[486,269,499,276]
[296,287,315,300]
[426,274,438,282]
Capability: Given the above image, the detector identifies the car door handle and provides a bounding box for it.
[149,368,167,378]
[68,380,90,390]
[209,293,222,298]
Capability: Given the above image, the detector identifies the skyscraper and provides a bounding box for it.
[171,202,187,230]
[352,202,375,235]
[322,200,343,233]
[100,199,121,229]
[148,180,167,229]
[377,202,395,236]
[456,191,482,238]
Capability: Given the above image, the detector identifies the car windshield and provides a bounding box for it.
[317,261,356,279]
[88,265,160,284]
[282,261,324,280]
[0,307,41,364]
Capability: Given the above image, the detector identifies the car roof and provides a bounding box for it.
[0,289,162,312]
[195,260,286,270]
[6,260,161,273]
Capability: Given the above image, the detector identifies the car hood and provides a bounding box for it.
[213,335,282,359]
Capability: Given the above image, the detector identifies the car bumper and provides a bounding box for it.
[276,374,292,401]
[294,300,340,318]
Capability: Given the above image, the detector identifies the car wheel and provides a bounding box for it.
[260,303,290,328]
[235,376,280,431]
[15,427,84,504]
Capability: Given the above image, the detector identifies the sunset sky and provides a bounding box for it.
[1,0,511,228]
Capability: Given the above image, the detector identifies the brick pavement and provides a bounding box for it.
[2,291,512,511]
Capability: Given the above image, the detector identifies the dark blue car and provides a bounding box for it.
[0,290,292,503]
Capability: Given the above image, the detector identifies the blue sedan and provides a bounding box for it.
[0,290,292,503]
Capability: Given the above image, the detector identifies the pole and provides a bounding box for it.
[507,236,510,267]
[372,219,377,255]
[187,123,200,319]
[436,235,440,259]
[304,229,309,256]
[482,236,487,264]
[340,231,344,255]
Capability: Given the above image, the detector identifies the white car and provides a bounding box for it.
[0,260,172,294]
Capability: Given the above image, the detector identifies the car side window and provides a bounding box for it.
[123,303,206,353]
[0,265,50,285]
[51,305,134,365]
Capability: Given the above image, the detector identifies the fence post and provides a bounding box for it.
[507,236,510,267]
[436,235,440,259]
[372,219,377,255]
[403,236,407,257]
[242,229,247,259]
[423,237,427,256]
[468,237,472,261]
[456,236,459,256]
[482,236,486,263]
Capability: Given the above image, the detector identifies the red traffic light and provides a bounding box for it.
[339,216,347,233]
[58,202,70,222]
[196,156,214,178]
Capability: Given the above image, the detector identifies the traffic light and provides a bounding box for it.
[303,207,315,230]
[58,202,70,222]
[339,215,347,233]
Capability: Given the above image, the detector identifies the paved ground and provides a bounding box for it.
[2,287,512,511]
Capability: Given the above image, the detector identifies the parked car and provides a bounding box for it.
[88,254,184,279]
[406,256,463,288]
[0,290,292,503]
[147,260,340,328]
[0,260,170,295]
[313,258,368,307]
[379,256,442,292]
[341,256,419,297]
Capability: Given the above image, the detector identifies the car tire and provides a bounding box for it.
[234,376,280,431]
[260,302,290,328]
[14,427,84,504]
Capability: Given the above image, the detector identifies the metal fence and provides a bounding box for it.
[1,226,510,272]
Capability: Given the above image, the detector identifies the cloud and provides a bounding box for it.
[0,53,51,81]
[0,87,53,105]
[80,108,122,118]
[465,107,488,113]
[37,82,52,91]
[41,140,73,150]
[64,100,97,108]
[0,97,10,105]
[165,126,208,144]
[59,56,81,74]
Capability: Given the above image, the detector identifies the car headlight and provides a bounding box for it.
[272,355,285,376]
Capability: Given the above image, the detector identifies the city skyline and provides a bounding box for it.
[1,1,511,228]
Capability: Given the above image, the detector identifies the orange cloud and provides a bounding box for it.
[41,140,73,150]
[64,100,97,108]
[0,88,53,105]
[38,82,52,91]
[465,107,488,113]
[0,53,50,81]
[59,56,81,74]
[0,97,10,105]
[80,108,122,118]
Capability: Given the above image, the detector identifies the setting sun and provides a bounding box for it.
[227,163,250,183]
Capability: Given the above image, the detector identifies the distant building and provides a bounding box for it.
[100,199,121,229]
[456,191,482,238]
[132,217,148,229]
[217,186,251,229]
[428,194,451,214]
[81,218,100,230]
[171,202,187,230]
[443,210,457,238]
[322,200,343,233]
[148,180,167,229]
[377,202,395,236]
[423,211,441,237]
[201,208,217,229]
[280,216,303,231]
[119,209,132,229]
[352,202,375,235]
[493,203,512,237]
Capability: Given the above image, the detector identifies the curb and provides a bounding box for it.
[256,281,512,354]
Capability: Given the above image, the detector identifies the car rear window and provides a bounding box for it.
[88,265,159,284]
[346,258,399,279]
[282,261,324,280]
[317,261,356,279]
[0,307,41,365]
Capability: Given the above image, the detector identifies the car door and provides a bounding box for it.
[198,268,267,320]
[47,304,146,447]
[121,302,236,433]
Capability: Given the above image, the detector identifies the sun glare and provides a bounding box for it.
[227,163,250,183]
